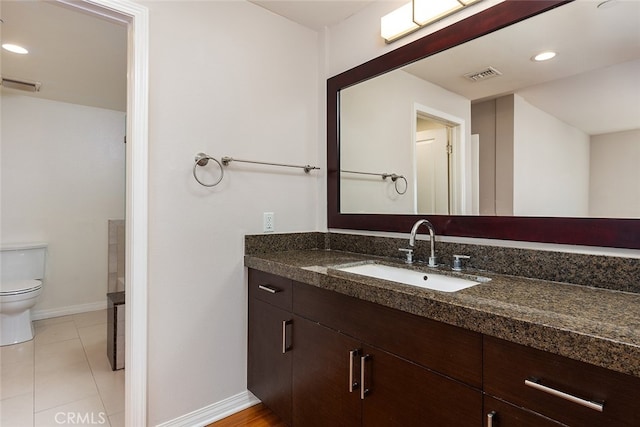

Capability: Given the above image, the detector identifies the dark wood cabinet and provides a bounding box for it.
[484,336,640,427]
[292,315,361,427]
[360,344,482,426]
[248,270,482,426]
[247,270,293,425]
[248,268,639,427]
[292,314,482,427]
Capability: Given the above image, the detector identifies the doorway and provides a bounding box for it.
[413,103,476,215]
[61,0,149,425]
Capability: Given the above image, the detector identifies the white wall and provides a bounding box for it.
[141,1,319,424]
[513,94,590,217]
[0,94,125,316]
[590,129,640,218]
[340,70,469,214]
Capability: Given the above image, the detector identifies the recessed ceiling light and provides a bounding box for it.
[532,51,556,62]
[2,43,29,54]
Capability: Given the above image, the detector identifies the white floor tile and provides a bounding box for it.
[35,338,87,375]
[94,369,125,415]
[35,394,109,427]
[1,392,34,427]
[34,320,78,345]
[73,310,107,329]
[35,358,98,412]
[77,323,107,349]
[2,310,123,423]
[1,340,34,366]
[0,359,34,400]
[108,411,125,427]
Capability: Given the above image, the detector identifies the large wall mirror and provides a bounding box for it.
[327,0,640,249]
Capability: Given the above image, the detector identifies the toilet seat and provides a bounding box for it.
[0,279,42,296]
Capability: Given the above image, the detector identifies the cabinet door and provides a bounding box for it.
[361,345,483,427]
[248,297,293,425]
[483,396,563,427]
[292,315,362,427]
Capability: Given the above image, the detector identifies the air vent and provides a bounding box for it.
[464,67,502,82]
[1,77,41,92]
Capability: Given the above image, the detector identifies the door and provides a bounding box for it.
[247,298,293,425]
[416,128,450,214]
[361,345,483,426]
[292,315,361,426]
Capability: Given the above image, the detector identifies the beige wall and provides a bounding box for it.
[513,94,590,217]
[1,94,125,317]
[340,70,469,214]
[590,129,640,218]
[140,1,320,424]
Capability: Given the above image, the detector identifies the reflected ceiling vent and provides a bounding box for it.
[1,77,41,92]
[464,67,502,82]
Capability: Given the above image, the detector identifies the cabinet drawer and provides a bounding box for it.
[483,396,563,427]
[484,336,640,427]
[249,269,292,311]
[293,281,482,388]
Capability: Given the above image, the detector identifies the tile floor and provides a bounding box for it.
[1,310,124,427]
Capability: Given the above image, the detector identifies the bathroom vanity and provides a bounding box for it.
[245,239,640,426]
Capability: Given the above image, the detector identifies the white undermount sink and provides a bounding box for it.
[334,263,489,293]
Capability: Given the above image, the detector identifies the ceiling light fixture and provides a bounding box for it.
[381,0,483,43]
[2,43,29,54]
[532,51,557,62]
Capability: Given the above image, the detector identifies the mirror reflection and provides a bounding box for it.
[339,0,640,218]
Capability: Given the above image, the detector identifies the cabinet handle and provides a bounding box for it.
[349,349,360,392]
[360,354,371,400]
[487,411,496,427]
[258,284,281,294]
[282,320,292,354]
[525,378,604,412]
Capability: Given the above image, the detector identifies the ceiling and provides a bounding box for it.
[249,0,374,30]
[0,0,365,111]
[1,0,638,136]
[403,0,640,136]
[1,1,127,111]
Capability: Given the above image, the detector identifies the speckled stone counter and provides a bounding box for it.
[245,248,640,379]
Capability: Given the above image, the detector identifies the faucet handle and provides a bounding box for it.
[399,247,414,264]
[452,254,471,271]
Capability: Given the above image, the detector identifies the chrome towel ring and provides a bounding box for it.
[193,153,224,187]
[382,173,408,195]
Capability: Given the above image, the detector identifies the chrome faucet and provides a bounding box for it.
[409,219,438,267]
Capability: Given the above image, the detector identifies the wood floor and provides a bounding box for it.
[207,404,287,427]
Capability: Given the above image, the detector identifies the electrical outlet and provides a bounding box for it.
[263,212,275,233]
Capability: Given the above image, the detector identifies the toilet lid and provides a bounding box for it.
[0,279,42,295]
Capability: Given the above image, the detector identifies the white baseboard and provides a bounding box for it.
[155,390,260,427]
[32,301,108,320]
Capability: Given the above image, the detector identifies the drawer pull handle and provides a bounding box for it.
[258,284,281,294]
[524,378,604,412]
[487,411,496,427]
[349,349,360,392]
[282,320,292,354]
[360,354,371,400]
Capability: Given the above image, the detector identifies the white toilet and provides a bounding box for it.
[0,243,47,346]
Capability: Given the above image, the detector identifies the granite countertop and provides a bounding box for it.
[245,249,640,378]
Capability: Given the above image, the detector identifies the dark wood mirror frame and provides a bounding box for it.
[327,0,639,250]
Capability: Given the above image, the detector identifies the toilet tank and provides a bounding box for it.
[0,243,48,282]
